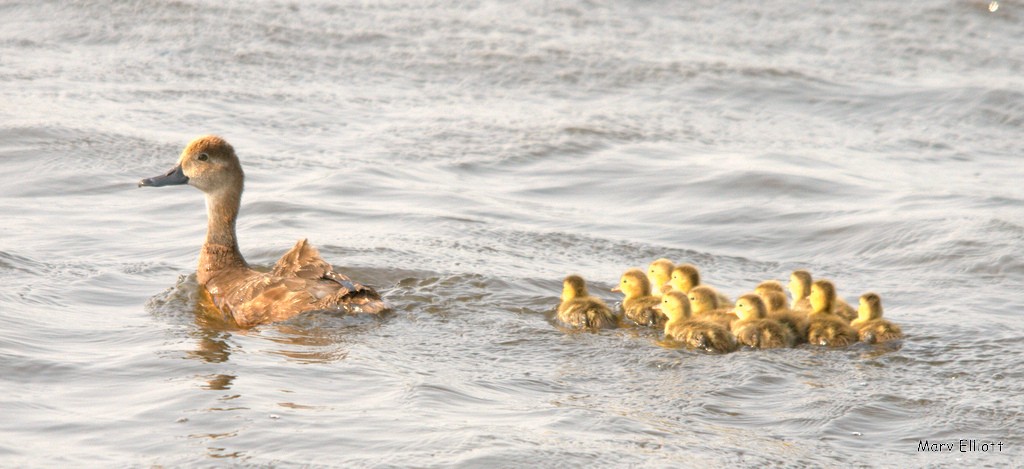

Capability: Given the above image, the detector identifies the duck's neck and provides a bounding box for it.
[197,188,247,284]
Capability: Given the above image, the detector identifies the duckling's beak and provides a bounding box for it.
[653,304,662,311]
[611,286,621,292]
[139,165,189,187]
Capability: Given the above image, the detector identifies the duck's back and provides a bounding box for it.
[667,320,738,353]
[207,239,386,327]
[807,314,857,347]
[852,319,904,344]
[558,297,617,330]
[733,318,795,349]
[622,295,664,327]
[768,309,809,344]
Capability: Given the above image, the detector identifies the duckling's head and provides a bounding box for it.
[809,279,836,314]
[688,285,719,314]
[858,292,884,321]
[756,280,785,296]
[612,268,651,299]
[670,264,701,293]
[562,275,588,302]
[759,290,789,313]
[734,293,767,321]
[789,270,812,300]
[140,135,244,195]
[657,291,691,322]
[647,258,674,289]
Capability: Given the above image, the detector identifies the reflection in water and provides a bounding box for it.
[201,373,236,391]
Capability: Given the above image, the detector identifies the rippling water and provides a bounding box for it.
[2,0,1023,467]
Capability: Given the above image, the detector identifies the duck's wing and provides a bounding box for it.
[272,239,378,297]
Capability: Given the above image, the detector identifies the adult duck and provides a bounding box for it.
[139,135,387,327]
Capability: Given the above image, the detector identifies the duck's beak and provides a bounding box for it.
[611,286,621,292]
[139,165,188,187]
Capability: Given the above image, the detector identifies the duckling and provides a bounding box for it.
[805,279,858,347]
[758,289,808,343]
[789,269,857,320]
[788,270,813,312]
[687,285,738,329]
[139,135,386,327]
[612,268,664,327]
[646,258,675,296]
[670,264,732,306]
[755,280,785,296]
[556,275,617,331]
[730,294,795,349]
[659,291,738,353]
[850,292,904,344]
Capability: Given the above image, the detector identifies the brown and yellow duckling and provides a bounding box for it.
[788,269,856,320]
[139,135,387,327]
[659,291,738,353]
[557,275,618,331]
[646,258,675,296]
[731,294,795,349]
[806,279,858,347]
[687,285,739,329]
[788,270,814,313]
[670,263,731,305]
[759,289,808,344]
[850,292,904,344]
[612,268,665,327]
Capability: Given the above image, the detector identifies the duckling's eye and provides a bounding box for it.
[198,153,209,161]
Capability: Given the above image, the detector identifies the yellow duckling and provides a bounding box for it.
[731,294,795,349]
[646,258,675,296]
[687,285,738,329]
[670,263,731,305]
[557,275,618,331]
[850,292,904,343]
[755,280,785,296]
[612,268,664,327]
[806,279,858,347]
[758,289,808,344]
[788,270,814,312]
[789,269,857,320]
[139,135,387,327]
[659,291,738,353]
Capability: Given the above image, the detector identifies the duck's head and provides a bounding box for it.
[656,290,691,322]
[612,268,651,299]
[789,270,812,300]
[755,280,784,296]
[687,285,719,314]
[647,258,674,289]
[670,264,701,293]
[562,274,588,302]
[809,279,836,315]
[858,292,883,321]
[759,290,789,313]
[140,135,244,195]
[734,293,767,321]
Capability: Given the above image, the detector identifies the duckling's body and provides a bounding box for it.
[660,291,737,353]
[731,294,795,349]
[759,289,808,343]
[613,268,665,327]
[646,258,674,297]
[557,275,617,330]
[788,270,813,312]
[140,136,387,327]
[805,279,858,347]
[687,286,738,329]
[789,270,856,320]
[670,264,731,305]
[850,293,904,343]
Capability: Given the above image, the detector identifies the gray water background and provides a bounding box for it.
[1,1,1022,467]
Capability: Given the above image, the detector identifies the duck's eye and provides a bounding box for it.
[198,153,209,161]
